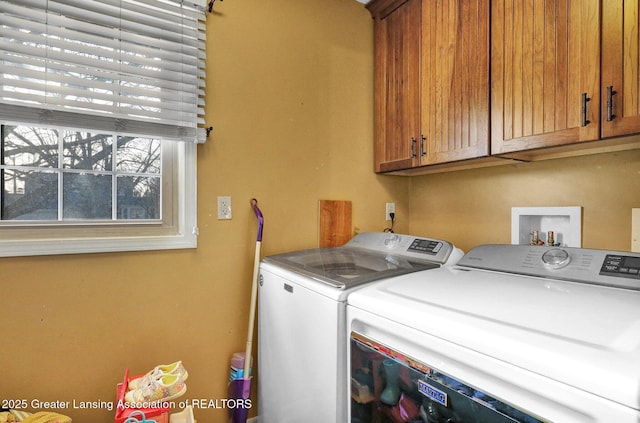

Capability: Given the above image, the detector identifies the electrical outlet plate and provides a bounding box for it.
[218,196,232,220]
[386,202,395,221]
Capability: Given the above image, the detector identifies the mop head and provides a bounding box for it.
[227,378,252,423]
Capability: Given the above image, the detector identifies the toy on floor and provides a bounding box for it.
[0,411,16,423]
[0,411,71,423]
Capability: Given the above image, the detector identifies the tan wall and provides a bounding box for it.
[408,149,640,253]
[4,1,640,422]
[1,1,408,422]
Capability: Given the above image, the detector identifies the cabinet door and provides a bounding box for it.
[421,0,490,165]
[602,0,640,138]
[370,0,421,172]
[491,0,600,155]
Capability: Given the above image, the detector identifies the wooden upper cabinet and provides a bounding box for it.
[369,0,490,173]
[491,0,601,155]
[602,0,640,138]
[420,0,490,165]
[369,0,421,173]
[369,0,640,174]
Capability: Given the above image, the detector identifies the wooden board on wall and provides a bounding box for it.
[319,200,352,247]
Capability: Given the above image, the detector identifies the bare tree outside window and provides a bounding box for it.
[1,125,161,222]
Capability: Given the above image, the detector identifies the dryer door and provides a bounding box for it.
[347,306,640,423]
[350,332,545,423]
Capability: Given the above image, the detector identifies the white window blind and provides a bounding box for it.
[0,0,206,143]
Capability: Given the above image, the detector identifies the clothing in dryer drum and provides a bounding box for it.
[350,333,544,423]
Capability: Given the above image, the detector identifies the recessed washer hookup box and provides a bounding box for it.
[511,206,582,247]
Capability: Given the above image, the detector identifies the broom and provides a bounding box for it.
[228,198,263,423]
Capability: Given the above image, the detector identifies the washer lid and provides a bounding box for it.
[263,247,439,289]
[262,232,460,289]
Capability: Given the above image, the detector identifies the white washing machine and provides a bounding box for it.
[347,244,640,423]
[257,232,463,423]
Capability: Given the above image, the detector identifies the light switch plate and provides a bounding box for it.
[632,208,640,253]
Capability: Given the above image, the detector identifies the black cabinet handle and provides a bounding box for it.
[420,135,426,157]
[606,85,617,122]
[581,93,591,127]
[410,137,417,158]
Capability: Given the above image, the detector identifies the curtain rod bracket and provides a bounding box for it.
[206,126,214,137]
[208,0,223,13]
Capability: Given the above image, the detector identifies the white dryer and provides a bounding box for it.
[257,232,463,423]
[347,244,640,423]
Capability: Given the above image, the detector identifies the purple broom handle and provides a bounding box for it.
[251,198,264,242]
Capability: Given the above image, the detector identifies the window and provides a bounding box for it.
[0,0,206,256]
[2,125,163,221]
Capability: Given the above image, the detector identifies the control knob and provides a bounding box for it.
[384,234,400,249]
[542,248,571,269]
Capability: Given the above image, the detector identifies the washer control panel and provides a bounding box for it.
[344,232,462,266]
[600,254,640,279]
[408,238,443,255]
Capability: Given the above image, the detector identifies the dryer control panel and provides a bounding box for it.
[600,254,640,279]
[458,244,640,291]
